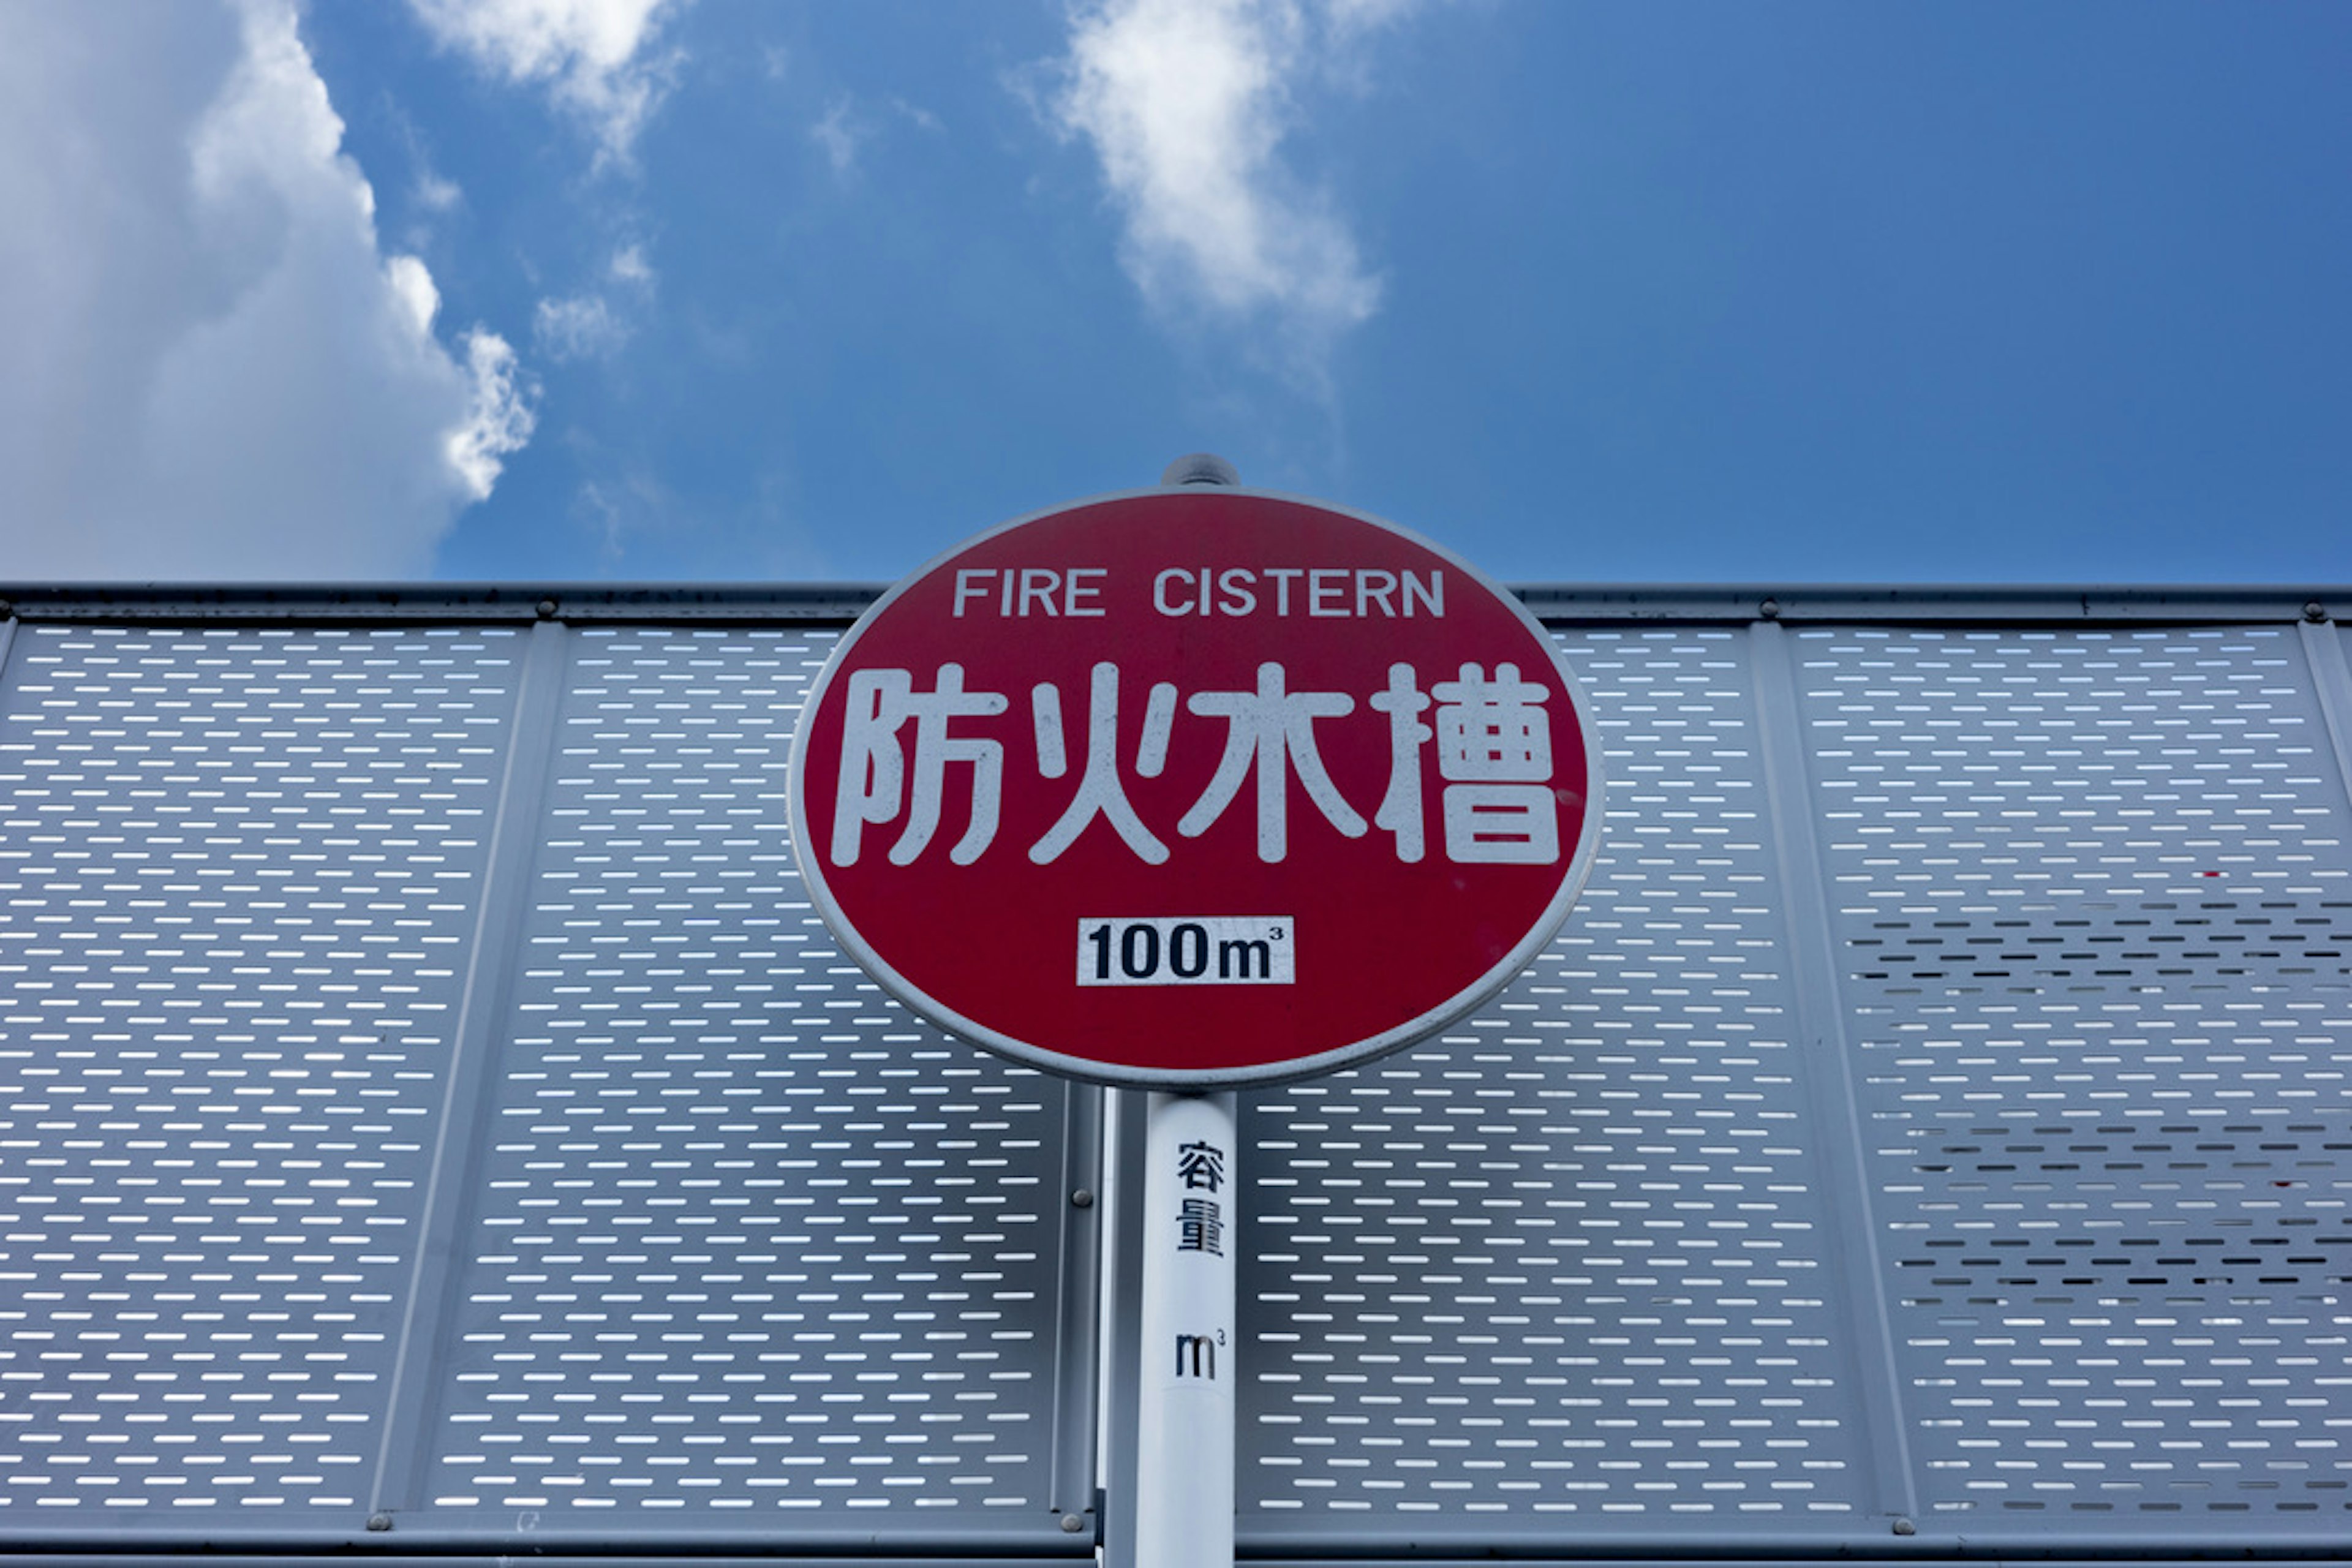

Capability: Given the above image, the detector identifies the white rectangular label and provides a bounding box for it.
[1077,917,1294,987]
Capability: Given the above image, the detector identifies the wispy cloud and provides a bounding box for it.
[382,97,465,216]
[810,97,867,179]
[532,244,656,363]
[0,0,535,579]
[535,292,628,361]
[809,94,942,183]
[404,0,687,165]
[609,243,655,286]
[1044,0,1415,379]
[415,168,463,213]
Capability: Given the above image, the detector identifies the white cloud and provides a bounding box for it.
[0,0,535,580]
[810,97,867,179]
[386,253,442,336]
[533,245,655,363]
[810,94,942,183]
[415,168,463,213]
[405,0,685,164]
[609,243,655,285]
[450,328,536,500]
[534,292,628,361]
[891,97,943,135]
[1046,0,1403,367]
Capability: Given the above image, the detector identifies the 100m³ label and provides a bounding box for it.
[1078,917,1294,986]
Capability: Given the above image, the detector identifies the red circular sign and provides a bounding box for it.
[788,488,1602,1088]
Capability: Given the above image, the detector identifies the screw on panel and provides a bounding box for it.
[1161,453,1240,488]
[2306,601,2328,622]
[536,598,560,619]
[1758,598,1781,620]
[366,1512,393,1532]
[1071,1188,1095,1208]
[0,601,12,619]
[1891,1517,1917,1536]
[1060,1512,1088,1533]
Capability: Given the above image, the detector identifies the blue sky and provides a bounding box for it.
[2,0,2346,586]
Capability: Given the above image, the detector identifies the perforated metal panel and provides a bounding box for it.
[1211,617,2351,1555]
[0,619,1096,1554]
[0,626,521,1528]
[0,593,2345,1564]
[1792,626,2352,1530]
[402,629,1089,1537]
[1239,628,1869,1542]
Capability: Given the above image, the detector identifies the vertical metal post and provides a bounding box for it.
[1048,1079,1109,1537]
[366,619,570,1522]
[2297,618,2352,816]
[1747,620,1921,1526]
[1133,1090,1237,1568]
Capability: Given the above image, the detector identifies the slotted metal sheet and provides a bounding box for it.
[1791,625,2352,1531]
[0,622,1096,1553]
[0,598,2346,1564]
[396,630,1091,1539]
[1239,628,1870,1542]
[1217,619,2350,1554]
[0,626,522,1529]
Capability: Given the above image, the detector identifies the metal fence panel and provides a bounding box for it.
[0,623,1097,1554]
[398,629,1090,1542]
[1789,625,2352,1536]
[0,625,522,1534]
[0,598,2345,1561]
[1237,627,1875,1546]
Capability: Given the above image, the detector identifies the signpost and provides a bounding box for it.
[788,469,1602,1564]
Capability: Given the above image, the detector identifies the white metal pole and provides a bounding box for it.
[1131,1090,1238,1568]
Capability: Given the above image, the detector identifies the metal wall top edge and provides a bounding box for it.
[0,582,2343,627]
[0,1559,1089,1568]
[0,1562,1075,1568]
[0,582,893,624]
[1237,1560,2352,1568]
[10,1562,2344,1568]
[0,1561,1085,1568]
[1510,582,2350,625]
[6,1559,2343,1568]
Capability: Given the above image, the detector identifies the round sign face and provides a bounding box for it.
[788,488,1602,1088]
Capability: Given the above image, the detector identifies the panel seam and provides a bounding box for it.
[364,620,570,1518]
[1747,621,1920,1521]
[2297,619,2352,818]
